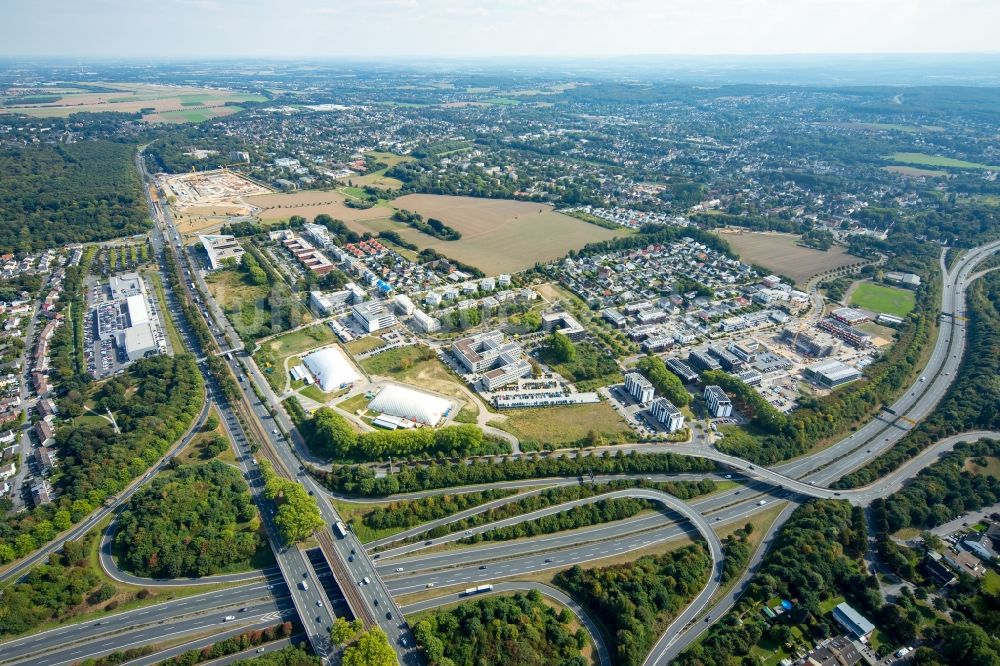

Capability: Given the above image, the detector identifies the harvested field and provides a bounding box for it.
[715,230,859,286]
[388,194,620,274]
[0,82,264,122]
[882,165,946,178]
[248,189,393,226]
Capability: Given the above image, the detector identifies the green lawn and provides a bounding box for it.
[887,152,1000,170]
[984,570,1000,595]
[850,282,916,317]
[493,401,631,449]
[299,383,333,404]
[337,393,371,414]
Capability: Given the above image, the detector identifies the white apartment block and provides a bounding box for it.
[352,300,397,333]
[624,371,655,404]
[650,398,685,432]
[703,385,733,418]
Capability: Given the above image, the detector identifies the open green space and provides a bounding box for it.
[886,152,1000,170]
[344,336,386,355]
[253,324,336,390]
[493,400,631,449]
[337,393,372,414]
[850,282,916,317]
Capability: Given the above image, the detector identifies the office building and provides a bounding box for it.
[123,322,157,361]
[703,385,733,418]
[352,300,397,333]
[541,311,587,342]
[806,360,863,388]
[624,371,655,403]
[650,398,685,432]
[198,235,245,270]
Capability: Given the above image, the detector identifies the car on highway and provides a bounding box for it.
[300,581,308,590]
[363,577,371,585]
[479,565,488,570]
[395,567,403,572]
[400,637,408,647]
[386,612,393,620]
[373,599,379,606]
[758,500,767,506]
[317,600,323,606]
[426,582,435,588]
[223,615,236,622]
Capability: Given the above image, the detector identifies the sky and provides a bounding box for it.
[2,0,999,59]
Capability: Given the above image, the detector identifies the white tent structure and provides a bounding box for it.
[368,384,451,426]
[303,347,361,392]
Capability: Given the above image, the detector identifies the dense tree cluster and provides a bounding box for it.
[676,502,883,666]
[391,209,462,240]
[115,462,261,578]
[0,536,102,636]
[556,543,712,666]
[636,356,691,407]
[869,438,1000,533]
[0,354,204,565]
[362,488,516,532]
[312,450,718,498]
[259,460,324,544]
[413,590,588,666]
[539,339,620,386]
[0,141,148,253]
[837,271,1000,487]
[463,496,654,543]
[153,623,296,666]
[341,627,397,666]
[309,408,507,462]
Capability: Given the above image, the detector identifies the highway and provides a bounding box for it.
[1,171,995,666]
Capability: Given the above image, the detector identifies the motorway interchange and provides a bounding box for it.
[1,166,998,666]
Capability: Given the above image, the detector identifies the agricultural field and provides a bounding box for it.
[881,165,947,178]
[388,194,621,274]
[716,230,860,285]
[886,152,1000,170]
[248,189,393,226]
[0,82,265,122]
[849,282,916,317]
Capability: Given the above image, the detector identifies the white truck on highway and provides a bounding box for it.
[463,584,494,596]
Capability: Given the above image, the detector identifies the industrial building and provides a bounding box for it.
[624,371,655,403]
[368,384,451,426]
[199,234,246,270]
[704,385,733,418]
[805,360,862,388]
[123,323,157,361]
[109,272,142,299]
[352,300,397,333]
[650,398,685,432]
[302,347,361,392]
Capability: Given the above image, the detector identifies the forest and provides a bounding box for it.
[308,407,507,461]
[0,141,148,253]
[555,543,711,666]
[114,461,261,578]
[836,270,1000,487]
[0,354,204,565]
[870,438,1000,534]
[675,501,895,666]
[412,590,588,666]
[311,450,718,498]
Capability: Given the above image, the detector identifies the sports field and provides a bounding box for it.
[716,231,859,285]
[886,152,1000,170]
[0,82,265,123]
[387,194,620,274]
[849,282,916,318]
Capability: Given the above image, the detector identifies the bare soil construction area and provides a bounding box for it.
[716,230,860,285]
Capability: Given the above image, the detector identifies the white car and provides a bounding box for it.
[363,577,371,585]
[395,567,404,572]
[223,615,236,622]
[758,500,767,506]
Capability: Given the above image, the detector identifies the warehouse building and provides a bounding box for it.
[805,360,862,389]
[368,384,451,427]
[303,347,361,392]
[123,323,157,361]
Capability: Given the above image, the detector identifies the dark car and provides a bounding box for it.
[479,565,487,570]
[373,599,379,606]
[386,612,393,620]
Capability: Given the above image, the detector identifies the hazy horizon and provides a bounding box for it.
[3,0,999,60]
